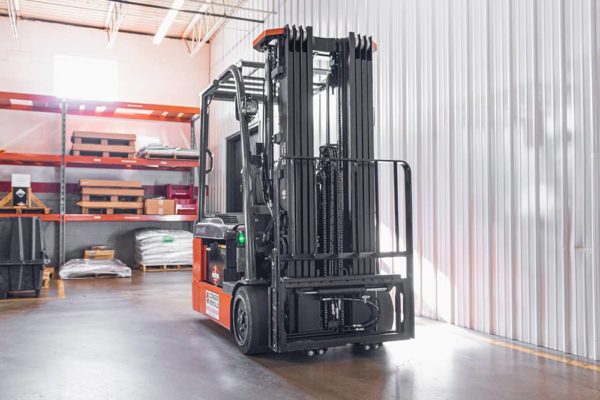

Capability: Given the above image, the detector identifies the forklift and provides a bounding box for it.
[192,26,415,355]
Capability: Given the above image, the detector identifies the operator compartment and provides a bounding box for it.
[194,214,243,288]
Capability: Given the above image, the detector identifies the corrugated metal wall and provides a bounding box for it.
[206,0,600,360]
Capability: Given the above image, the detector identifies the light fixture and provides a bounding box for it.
[236,231,246,247]
[153,0,184,45]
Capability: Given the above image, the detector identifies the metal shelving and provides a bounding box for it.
[0,91,200,267]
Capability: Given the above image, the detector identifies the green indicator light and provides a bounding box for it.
[237,231,246,246]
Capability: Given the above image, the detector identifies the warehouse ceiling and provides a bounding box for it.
[1,0,271,54]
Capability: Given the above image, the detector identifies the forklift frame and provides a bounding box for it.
[194,26,415,354]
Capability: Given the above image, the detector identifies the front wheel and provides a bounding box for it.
[232,285,268,355]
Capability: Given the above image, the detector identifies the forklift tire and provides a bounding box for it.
[232,285,268,355]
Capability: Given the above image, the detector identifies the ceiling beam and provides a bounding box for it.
[109,0,263,24]
[7,0,18,38]
[183,0,247,56]
[181,1,210,39]
[105,1,125,49]
[0,14,181,41]
[153,0,184,45]
[186,0,275,15]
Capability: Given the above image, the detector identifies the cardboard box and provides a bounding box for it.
[84,249,115,260]
[144,199,175,215]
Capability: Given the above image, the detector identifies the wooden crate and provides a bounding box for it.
[139,264,192,272]
[71,131,136,158]
[78,179,144,214]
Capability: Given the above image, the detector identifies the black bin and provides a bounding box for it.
[0,217,48,298]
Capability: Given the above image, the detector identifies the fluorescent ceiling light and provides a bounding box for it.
[153,0,184,45]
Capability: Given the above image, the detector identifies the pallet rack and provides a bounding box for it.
[0,91,199,267]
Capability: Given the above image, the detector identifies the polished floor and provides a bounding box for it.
[0,272,599,400]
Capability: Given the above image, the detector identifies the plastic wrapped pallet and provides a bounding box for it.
[135,229,193,267]
[137,145,199,160]
[59,259,131,279]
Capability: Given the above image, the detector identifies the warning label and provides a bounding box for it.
[206,290,219,319]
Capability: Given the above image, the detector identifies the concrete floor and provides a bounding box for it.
[0,272,599,400]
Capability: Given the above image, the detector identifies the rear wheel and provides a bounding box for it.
[232,285,268,355]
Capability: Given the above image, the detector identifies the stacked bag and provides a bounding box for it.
[135,229,193,267]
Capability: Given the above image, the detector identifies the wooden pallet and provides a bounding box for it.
[81,194,144,203]
[0,206,50,214]
[78,179,144,214]
[71,131,136,158]
[81,187,144,197]
[80,179,142,188]
[76,201,144,214]
[42,266,56,289]
[139,264,192,272]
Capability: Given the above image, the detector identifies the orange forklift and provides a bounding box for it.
[192,26,414,355]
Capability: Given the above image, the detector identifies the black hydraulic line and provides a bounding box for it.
[342,297,380,331]
[325,80,331,145]
[258,51,274,249]
[264,51,274,191]
[110,0,265,23]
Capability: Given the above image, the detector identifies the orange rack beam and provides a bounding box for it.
[0,152,62,167]
[0,91,198,123]
[0,153,198,171]
[64,214,196,222]
[65,155,199,171]
[0,214,61,222]
[0,214,195,223]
